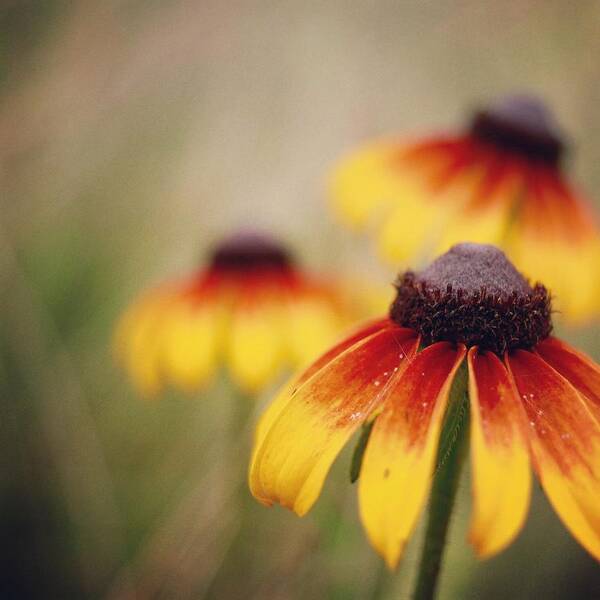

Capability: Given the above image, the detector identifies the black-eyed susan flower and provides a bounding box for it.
[330,95,600,321]
[250,243,600,570]
[115,233,358,396]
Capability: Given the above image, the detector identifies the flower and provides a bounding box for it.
[115,233,357,396]
[250,243,600,568]
[330,95,600,321]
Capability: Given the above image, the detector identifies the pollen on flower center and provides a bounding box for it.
[390,243,552,354]
[470,95,565,165]
[210,232,292,271]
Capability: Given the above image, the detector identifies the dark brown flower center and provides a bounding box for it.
[210,232,291,272]
[390,243,552,354]
[470,95,565,166]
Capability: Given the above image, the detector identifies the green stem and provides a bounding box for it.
[412,362,469,600]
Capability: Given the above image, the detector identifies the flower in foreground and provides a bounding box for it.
[330,95,600,321]
[115,233,356,396]
[250,243,600,568]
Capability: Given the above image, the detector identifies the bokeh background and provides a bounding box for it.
[2,1,600,598]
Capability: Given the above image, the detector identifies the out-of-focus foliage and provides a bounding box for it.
[1,1,600,598]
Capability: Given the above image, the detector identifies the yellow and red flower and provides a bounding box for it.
[115,233,358,396]
[330,95,600,321]
[250,243,600,568]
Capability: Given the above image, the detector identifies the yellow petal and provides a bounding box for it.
[329,142,404,229]
[505,173,600,323]
[376,156,487,263]
[467,348,531,558]
[114,290,172,396]
[376,196,442,264]
[358,342,466,569]
[250,319,395,492]
[435,159,522,254]
[226,297,286,393]
[506,231,600,323]
[435,201,508,256]
[535,337,600,423]
[286,297,344,368]
[250,326,419,515]
[507,350,600,560]
[379,140,503,263]
[350,280,396,319]
[161,296,223,392]
[553,240,600,322]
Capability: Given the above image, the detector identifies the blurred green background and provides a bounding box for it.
[2,1,600,598]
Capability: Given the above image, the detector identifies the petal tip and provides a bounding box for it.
[468,533,502,561]
[382,542,404,571]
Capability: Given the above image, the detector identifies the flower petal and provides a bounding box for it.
[329,142,406,229]
[467,348,531,558]
[252,319,393,446]
[286,297,345,368]
[249,325,419,516]
[376,198,443,263]
[161,297,223,391]
[505,168,600,322]
[507,228,600,323]
[506,350,600,560]
[250,319,394,481]
[114,290,172,396]
[358,342,466,568]
[377,140,493,263]
[535,337,600,423]
[435,160,523,255]
[226,297,287,393]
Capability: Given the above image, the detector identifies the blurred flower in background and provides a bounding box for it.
[115,232,367,395]
[330,95,600,322]
[250,243,600,571]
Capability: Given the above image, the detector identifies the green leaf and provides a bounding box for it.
[435,360,469,474]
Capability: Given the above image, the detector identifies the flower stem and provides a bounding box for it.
[412,362,469,600]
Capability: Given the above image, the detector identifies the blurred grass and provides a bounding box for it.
[2,1,600,598]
